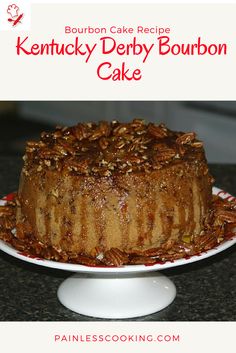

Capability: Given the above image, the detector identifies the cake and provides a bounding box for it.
[0,120,235,266]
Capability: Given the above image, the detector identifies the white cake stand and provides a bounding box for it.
[0,187,235,319]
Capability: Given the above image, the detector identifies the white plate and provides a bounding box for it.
[0,186,235,274]
[1,186,235,318]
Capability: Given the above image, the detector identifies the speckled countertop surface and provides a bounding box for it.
[0,157,235,321]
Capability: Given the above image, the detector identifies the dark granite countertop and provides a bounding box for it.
[0,156,235,321]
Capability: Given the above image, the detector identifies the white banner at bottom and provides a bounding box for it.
[0,322,235,353]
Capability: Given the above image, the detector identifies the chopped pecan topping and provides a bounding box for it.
[21,120,204,177]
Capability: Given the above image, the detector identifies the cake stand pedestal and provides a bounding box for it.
[57,272,176,319]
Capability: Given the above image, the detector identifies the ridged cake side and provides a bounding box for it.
[16,159,212,257]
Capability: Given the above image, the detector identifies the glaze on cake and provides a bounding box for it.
[14,120,214,264]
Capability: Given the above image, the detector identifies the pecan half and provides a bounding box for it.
[102,248,129,266]
[191,141,203,148]
[0,206,14,217]
[176,132,196,145]
[154,147,176,162]
[115,139,126,149]
[99,137,109,150]
[113,124,128,136]
[215,210,236,223]
[129,255,157,265]
[147,123,167,138]
[99,121,111,137]
[73,124,91,141]
[89,128,103,141]
[131,119,145,128]
[73,255,102,267]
